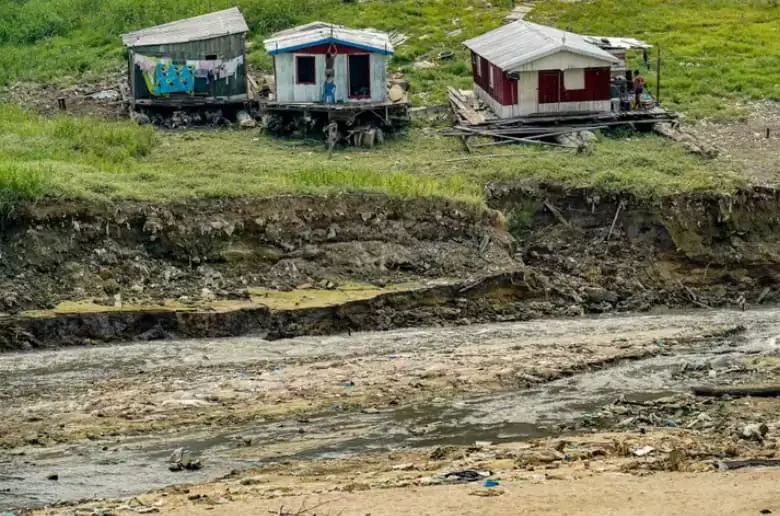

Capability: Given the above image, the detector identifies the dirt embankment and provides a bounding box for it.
[3,184,780,350]
[488,182,780,311]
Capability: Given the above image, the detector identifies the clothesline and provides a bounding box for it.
[132,54,244,95]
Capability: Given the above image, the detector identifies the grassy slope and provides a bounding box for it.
[1,0,777,205]
[531,0,780,120]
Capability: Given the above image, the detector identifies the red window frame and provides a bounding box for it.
[295,55,316,85]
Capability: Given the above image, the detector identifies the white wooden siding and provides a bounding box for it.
[515,71,538,116]
[370,54,387,102]
[275,52,387,104]
[475,70,610,118]
[537,100,611,113]
[511,51,613,72]
[334,54,348,102]
[274,53,326,103]
[474,84,513,118]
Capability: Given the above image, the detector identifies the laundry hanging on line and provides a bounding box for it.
[133,54,244,95]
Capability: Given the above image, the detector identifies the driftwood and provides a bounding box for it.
[717,459,780,471]
[606,199,627,241]
[447,87,485,126]
[544,201,572,229]
[653,122,719,159]
[692,384,780,398]
[445,152,545,163]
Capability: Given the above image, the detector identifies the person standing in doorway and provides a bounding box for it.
[322,70,336,104]
[633,70,646,109]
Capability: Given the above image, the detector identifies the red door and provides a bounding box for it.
[538,71,562,104]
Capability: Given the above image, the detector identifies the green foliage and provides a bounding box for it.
[0,0,775,115]
[0,162,49,220]
[531,0,780,119]
[0,103,747,204]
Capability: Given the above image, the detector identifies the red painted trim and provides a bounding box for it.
[295,55,317,85]
[347,53,371,100]
[537,67,612,104]
[295,43,373,55]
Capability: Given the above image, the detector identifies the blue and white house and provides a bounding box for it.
[264,22,394,104]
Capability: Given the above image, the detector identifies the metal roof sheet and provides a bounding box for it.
[584,35,652,50]
[463,20,618,72]
[121,7,249,47]
[264,22,394,55]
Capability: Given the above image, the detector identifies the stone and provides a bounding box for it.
[742,423,769,441]
[237,110,257,128]
[420,364,448,379]
[168,447,202,471]
[583,287,607,303]
[131,111,152,125]
[200,288,215,301]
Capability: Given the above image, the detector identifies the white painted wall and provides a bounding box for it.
[512,51,614,73]
[274,53,326,103]
[476,68,610,118]
[537,100,611,114]
[370,54,387,103]
[515,71,538,116]
[275,52,388,104]
[474,84,512,118]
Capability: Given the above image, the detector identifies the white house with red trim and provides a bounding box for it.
[264,22,393,104]
[463,21,619,118]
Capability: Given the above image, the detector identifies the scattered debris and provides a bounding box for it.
[632,446,656,457]
[692,385,780,398]
[46,472,59,481]
[741,423,770,442]
[440,470,491,484]
[168,447,202,471]
[717,460,780,472]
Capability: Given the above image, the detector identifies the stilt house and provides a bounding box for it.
[264,22,394,104]
[463,21,619,118]
[121,7,250,107]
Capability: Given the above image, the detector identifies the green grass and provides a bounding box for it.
[1,0,777,114]
[531,0,780,119]
[0,0,508,105]
[0,0,775,208]
[0,103,745,205]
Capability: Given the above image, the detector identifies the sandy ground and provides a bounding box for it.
[139,469,780,516]
[31,431,780,516]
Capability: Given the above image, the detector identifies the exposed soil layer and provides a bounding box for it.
[4,184,780,350]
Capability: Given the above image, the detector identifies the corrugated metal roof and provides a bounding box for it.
[121,7,249,47]
[264,22,394,55]
[584,35,652,50]
[463,20,618,72]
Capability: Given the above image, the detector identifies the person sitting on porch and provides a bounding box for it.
[322,71,336,104]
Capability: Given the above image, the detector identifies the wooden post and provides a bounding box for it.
[656,47,661,104]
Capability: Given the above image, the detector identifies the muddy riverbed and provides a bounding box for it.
[2,308,780,513]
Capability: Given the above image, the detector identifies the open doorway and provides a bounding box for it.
[348,54,371,99]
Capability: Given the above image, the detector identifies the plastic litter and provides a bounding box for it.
[632,445,656,457]
[483,479,500,488]
[441,469,491,484]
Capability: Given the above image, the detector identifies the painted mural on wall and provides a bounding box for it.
[133,54,244,96]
